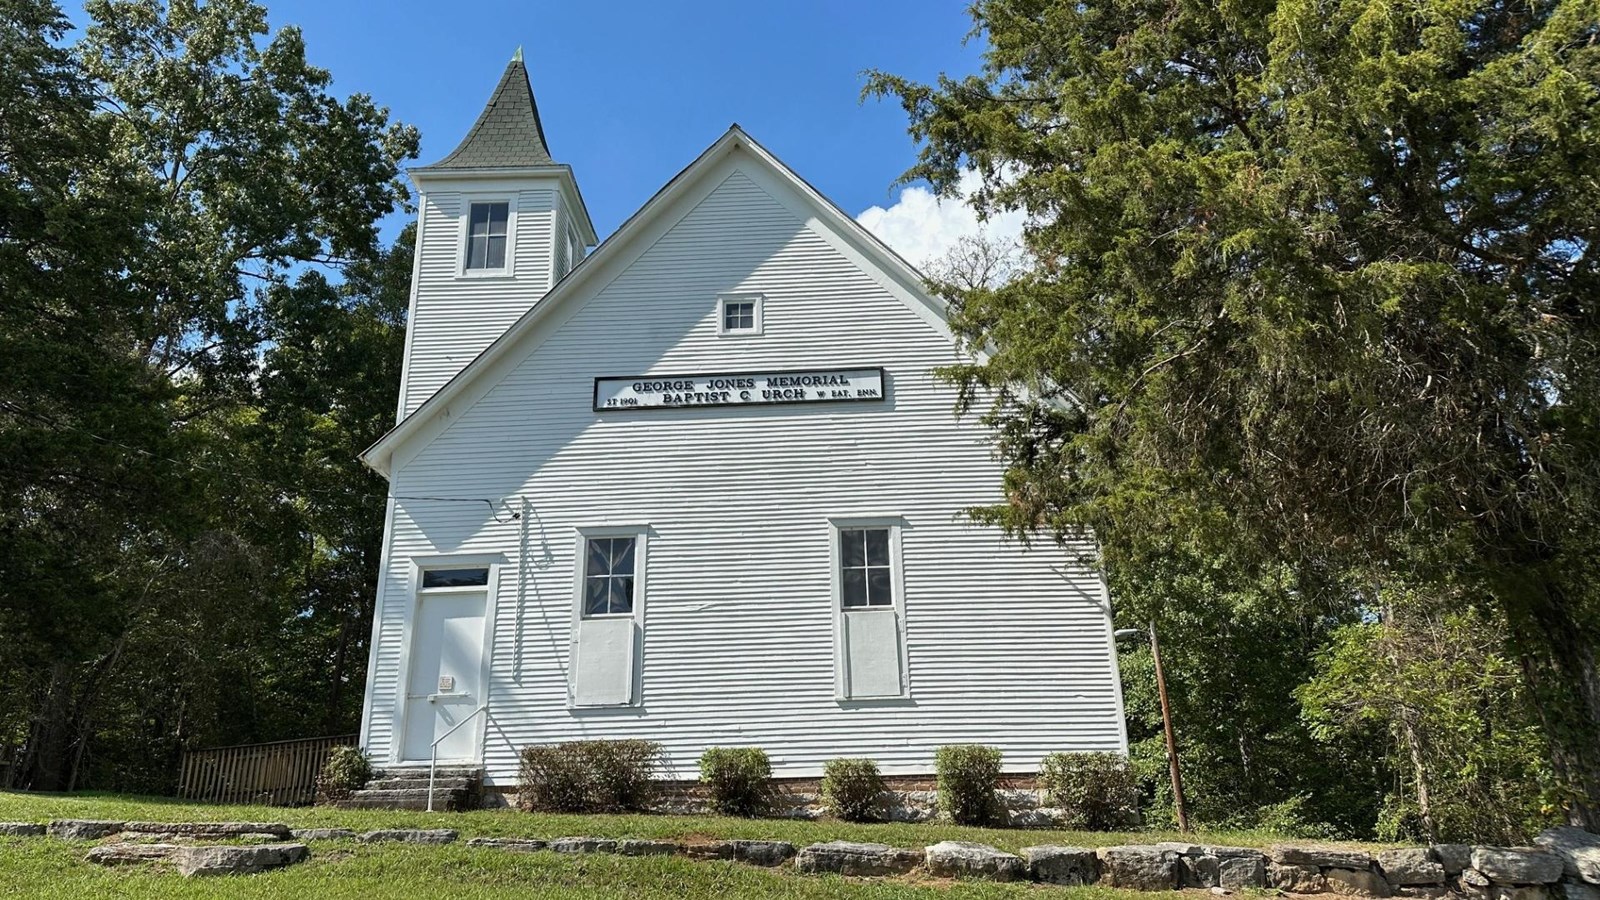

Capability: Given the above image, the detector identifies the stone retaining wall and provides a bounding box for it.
[12,817,1600,895]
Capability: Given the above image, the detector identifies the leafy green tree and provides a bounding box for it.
[1113,547,1384,835]
[0,0,416,792]
[868,0,1600,825]
[1300,597,1556,843]
[248,226,412,735]
[0,0,172,792]
[77,0,418,389]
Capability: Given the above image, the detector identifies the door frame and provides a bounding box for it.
[391,552,504,765]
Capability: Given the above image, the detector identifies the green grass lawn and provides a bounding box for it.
[0,791,1378,899]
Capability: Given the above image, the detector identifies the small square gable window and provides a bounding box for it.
[717,294,763,336]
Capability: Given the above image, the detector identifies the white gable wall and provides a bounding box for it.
[364,152,1126,782]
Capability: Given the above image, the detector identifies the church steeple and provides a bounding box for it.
[399,55,596,418]
[429,53,556,169]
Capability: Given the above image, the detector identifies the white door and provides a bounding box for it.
[402,587,486,762]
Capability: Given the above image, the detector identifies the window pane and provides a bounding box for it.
[723,301,756,331]
[583,577,609,616]
[586,539,610,577]
[864,529,890,567]
[867,567,893,606]
[841,568,867,607]
[466,203,509,270]
[840,529,865,568]
[421,567,489,588]
[609,537,635,576]
[609,576,634,614]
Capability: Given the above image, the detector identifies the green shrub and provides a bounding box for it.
[698,747,772,817]
[518,744,591,812]
[821,757,886,822]
[518,739,661,812]
[1038,751,1139,830]
[584,739,661,810]
[935,744,1003,825]
[315,745,373,804]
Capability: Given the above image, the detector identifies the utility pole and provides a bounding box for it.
[1148,620,1190,833]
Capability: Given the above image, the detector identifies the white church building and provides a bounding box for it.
[356,56,1127,794]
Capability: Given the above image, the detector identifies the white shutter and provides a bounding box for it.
[572,618,635,706]
[842,607,903,699]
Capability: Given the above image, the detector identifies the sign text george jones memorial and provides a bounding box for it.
[594,367,884,411]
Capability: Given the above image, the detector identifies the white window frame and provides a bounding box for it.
[828,515,910,701]
[458,195,517,278]
[716,292,763,336]
[574,528,645,619]
[568,524,649,708]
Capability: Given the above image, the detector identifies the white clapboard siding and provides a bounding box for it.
[364,156,1126,783]
[399,187,557,417]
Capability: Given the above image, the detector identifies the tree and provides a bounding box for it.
[0,0,171,792]
[924,233,1027,297]
[1112,544,1387,835]
[78,0,418,389]
[250,226,412,735]
[868,0,1600,825]
[0,0,416,792]
[1300,595,1556,843]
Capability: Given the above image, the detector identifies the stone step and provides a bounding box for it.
[336,789,472,812]
[365,776,473,791]
[371,766,482,779]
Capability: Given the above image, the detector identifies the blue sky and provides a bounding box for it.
[67,0,1020,264]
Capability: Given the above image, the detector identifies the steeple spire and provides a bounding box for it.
[428,55,554,168]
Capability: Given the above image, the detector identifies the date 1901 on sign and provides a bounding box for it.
[594,368,885,411]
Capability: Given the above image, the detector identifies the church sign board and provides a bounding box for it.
[594,367,884,411]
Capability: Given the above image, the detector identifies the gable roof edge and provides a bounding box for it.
[360,126,952,478]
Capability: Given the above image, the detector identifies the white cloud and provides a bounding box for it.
[855,170,1025,272]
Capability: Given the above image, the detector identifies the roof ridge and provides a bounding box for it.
[429,58,555,169]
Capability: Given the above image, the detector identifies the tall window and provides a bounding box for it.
[466,201,509,270]
[583,536,636,616]
[571,528,645,708]
[839,528,893,607]
[832,519,905,700]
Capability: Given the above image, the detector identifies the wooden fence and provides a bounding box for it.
[178,734,358,807]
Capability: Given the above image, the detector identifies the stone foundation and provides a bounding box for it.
[492,774,1063,826]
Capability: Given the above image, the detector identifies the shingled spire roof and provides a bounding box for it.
[428,51,556,169]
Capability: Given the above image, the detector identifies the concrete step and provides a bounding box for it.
[373,766,482,779]
[337,788,471,811]
[368,771,473,784]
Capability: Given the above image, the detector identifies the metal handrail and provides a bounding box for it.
[428,703,488,813]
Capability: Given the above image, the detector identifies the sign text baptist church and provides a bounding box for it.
[594,367,885,411]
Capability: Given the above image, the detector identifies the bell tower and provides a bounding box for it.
[398,50,598,418]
